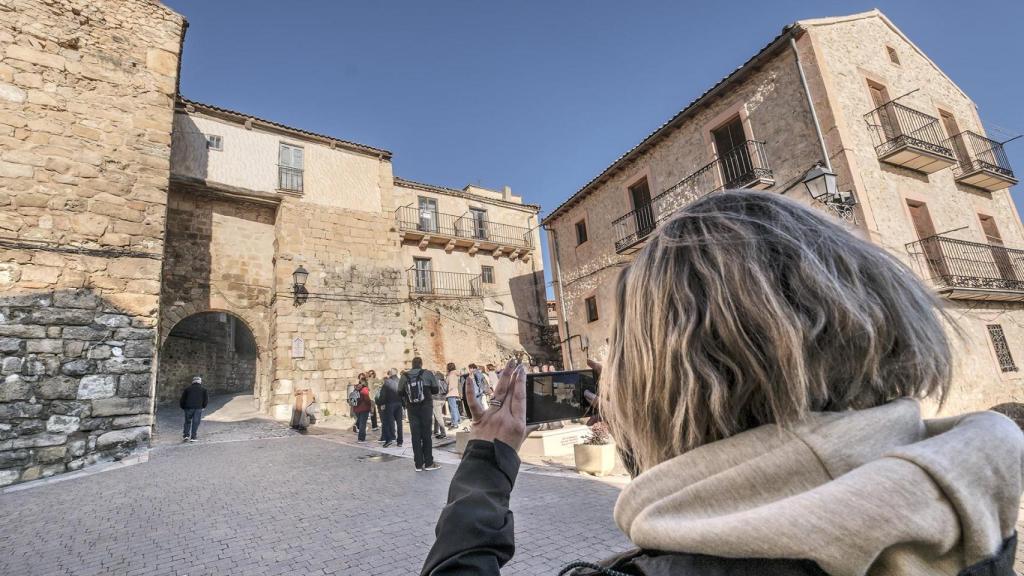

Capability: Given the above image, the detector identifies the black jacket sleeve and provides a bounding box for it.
[202,388,208,408]
[420,439,520,576]
[179,388,186,410]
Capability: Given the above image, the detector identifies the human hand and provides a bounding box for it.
[465,358,527,450]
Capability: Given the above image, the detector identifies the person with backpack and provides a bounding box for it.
[432,370,449,440]
[378,368,404,448]
[350,377,372,443]
[179,375,208,442]
[399,357,441,471]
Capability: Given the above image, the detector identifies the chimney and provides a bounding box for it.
[503,185,512,201]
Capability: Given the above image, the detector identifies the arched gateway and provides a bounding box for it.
[155,311,261,408]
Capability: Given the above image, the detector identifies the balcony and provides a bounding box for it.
[906,235,1024,301]
[947,131,1018,191]
[863,101,957,174]
[612,140,774,254]
[395,206,533,258]
[407,268,482,298]
[278,166,303,193]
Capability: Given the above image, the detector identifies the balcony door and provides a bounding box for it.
[629,178,654,239]
[712,117,752,188]
[940,110,970,169]
[470,208,488,240]
[418,197,438,233]
[413,258,432,294]
[979,214,1017,283]
[907,200,947,278]
[868,81,897,141]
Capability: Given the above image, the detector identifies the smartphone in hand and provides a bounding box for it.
[525,369,598,425]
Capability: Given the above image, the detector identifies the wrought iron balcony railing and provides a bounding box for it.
[395,206,533,250]
[863,101,956,173]
[278,166,304,192]
[946,131,1018,191]
[407,268,482,297]
[612,140,773,253]
[906,235,1024,298]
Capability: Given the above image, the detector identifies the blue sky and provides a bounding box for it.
[165,0,1023,292]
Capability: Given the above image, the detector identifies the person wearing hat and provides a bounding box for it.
[179,375,209,442]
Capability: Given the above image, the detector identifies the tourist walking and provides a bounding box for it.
[367,369,381,434]
[378,368,404,448]
[444,362,461,430]
[432,370,449,439]
[462,364,486,419]
[419,191,1024,576]
[352,378,372,443]
[400,357,441,471]
[179,375,208,443]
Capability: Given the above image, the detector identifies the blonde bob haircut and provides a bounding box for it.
[601,191,951,473]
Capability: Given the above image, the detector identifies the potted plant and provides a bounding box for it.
[573,422,616,476]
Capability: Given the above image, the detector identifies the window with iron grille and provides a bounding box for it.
[575,219,588,245]
[481,265,494,284]
[988,324,1017,372]
[278,143,304,192]
[585,296,598,323]
[205,134,223,150]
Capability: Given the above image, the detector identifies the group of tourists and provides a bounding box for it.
[348,359,504,472]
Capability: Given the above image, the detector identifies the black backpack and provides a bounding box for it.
[406,371,426,404]
[435,372,449,396]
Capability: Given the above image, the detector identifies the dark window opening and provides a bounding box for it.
[575,219,588,245]
[988,324,1017,373]
[481,265,494,284]
[585,296,598,323]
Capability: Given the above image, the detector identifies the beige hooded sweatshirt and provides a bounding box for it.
[614,399,1023,575]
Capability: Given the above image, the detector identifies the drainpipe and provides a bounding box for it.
[790,36,832,172]
[547,226,574,370]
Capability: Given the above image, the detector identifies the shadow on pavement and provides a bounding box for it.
[153,393,296,447]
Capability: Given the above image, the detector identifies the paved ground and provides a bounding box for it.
[0,398,631,576]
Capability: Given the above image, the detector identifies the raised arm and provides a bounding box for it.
[420,360,528,576]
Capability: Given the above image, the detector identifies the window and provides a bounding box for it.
[584,296,599,323]
[575,219,588,245]
[413,258,432,294]
[886,46,900,65]
[278,143,304,192]
[988,324,1017,372]
[205,134,223,151]
[418,197,438,233]
[906,200,936,240]
[481,265,494,284]
[470,208,488,240]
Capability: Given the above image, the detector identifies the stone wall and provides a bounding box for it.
[0,0,184,485]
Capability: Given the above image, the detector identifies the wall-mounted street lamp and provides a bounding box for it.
[801,163,838,202]
[292,265,309,306]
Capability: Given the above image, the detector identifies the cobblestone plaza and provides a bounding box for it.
[0,409,631,576]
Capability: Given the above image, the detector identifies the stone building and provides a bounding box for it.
[544,10,1021,414]
[164,100,548,420]
[0,0,548,486]
[0,0,186,485]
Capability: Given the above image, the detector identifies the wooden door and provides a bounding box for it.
[629,178,654,238]
[712,117,752,187]
[908,200,946,278]
[980,214,1017,283]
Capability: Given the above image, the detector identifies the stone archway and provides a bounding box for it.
[155,311,260,406]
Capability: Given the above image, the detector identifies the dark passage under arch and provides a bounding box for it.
[156,311,258,404]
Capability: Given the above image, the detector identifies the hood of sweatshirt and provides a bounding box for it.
[614,399,1023,576]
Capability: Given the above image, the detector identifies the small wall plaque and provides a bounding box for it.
[291,337,305,358]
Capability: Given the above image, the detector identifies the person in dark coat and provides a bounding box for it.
[378,368,404,448]
[419,192,1023,576]
[353,379,373,443]
[179,375,208,443]
[399,357,440,471]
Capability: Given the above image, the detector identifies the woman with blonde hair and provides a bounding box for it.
[420,191,1023,575]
